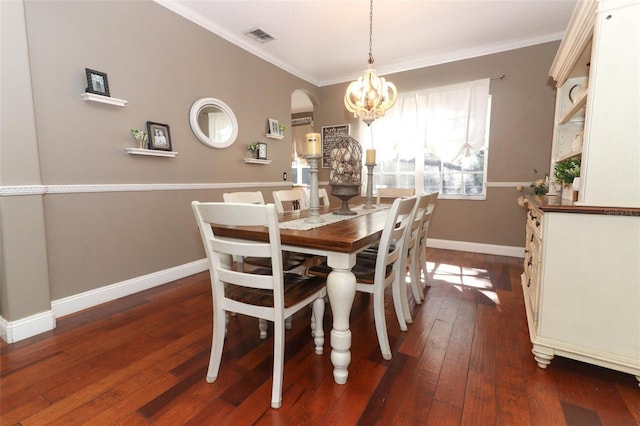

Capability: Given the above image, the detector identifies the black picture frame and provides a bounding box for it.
[257,142,268,160]
[85,68,110,97]
[146,121,172,151]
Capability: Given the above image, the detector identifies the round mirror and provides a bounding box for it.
[189,97,238,148]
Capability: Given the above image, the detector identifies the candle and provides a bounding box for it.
[305,133,321,157]
[366,149,376,164]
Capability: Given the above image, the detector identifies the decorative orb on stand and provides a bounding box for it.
[329,135,362,215]
[331,184,361,215]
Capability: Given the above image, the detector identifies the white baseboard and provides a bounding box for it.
[1,259,209,344]
[51,259,209,318]
[1,240,522,344]
[0,310,56,344]
[428,238,524,258]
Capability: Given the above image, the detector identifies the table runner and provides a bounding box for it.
[279,204,389,231]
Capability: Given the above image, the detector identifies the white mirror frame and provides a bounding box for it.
[189,97,239,148]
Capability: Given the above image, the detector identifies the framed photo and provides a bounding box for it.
[268,118,279,135]
[146,121,172,151]
[85,68,110,97]
[257,142,268,160]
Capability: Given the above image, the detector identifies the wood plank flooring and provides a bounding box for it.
[1,248,638,425]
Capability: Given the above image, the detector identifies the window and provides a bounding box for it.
[290,116,313,186]
[292,159,310,186]
[371,79,491,199]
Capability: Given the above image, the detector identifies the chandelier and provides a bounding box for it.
[344,0,398,126]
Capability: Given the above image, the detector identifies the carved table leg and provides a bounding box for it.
[326,253,357,384]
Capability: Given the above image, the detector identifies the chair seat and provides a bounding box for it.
[226,273,326,307]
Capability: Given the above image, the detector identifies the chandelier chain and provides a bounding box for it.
[368,0,374,65]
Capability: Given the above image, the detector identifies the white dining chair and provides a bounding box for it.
[273,188,326,272]
[272,188,309,214]
[415,192,439,301]
[222,191,265,204]
[376,187,415,205]
[222,190,306,272]
[302,187,330,208]
[222,190,308,332]
[309,196,417,360]
[192,201,327,409]
[403,194,432,312]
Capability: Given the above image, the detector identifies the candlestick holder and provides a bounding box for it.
[364,163,377,209]
[305,155,323,223]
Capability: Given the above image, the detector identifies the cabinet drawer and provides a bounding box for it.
[527,204,544,239]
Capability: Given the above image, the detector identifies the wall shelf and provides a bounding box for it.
[244,158,272,165]
[126,148,178,157]
[81,93,128,107]
[266,133,283,140]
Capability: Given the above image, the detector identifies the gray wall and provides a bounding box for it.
[0,0,558,326]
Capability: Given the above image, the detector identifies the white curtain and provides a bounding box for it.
[373,78,490,163]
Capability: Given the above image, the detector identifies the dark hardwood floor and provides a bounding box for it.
[1,248,638,425]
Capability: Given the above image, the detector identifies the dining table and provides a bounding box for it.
[211,203,389,384]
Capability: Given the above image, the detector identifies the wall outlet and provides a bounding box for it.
[282,172,287,181]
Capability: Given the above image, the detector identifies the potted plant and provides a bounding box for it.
[554,158,581,201]
[130,129,148,149]
[248,143,260,158]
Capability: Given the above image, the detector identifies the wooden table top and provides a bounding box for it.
[212,205,389,254]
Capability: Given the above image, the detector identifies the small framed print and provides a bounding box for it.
[268,118,279,136]
[146,121,172,151]
[257,142,267,159]
[85,68,110,97]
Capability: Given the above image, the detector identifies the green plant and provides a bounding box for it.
[130,129,148,141]
[554,159,581,184]
[248,143,260,152]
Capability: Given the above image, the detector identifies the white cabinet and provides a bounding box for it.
[522,200,640,385]
[549,0,640,208]
[523,0,640,386]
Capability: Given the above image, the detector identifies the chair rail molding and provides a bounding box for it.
[0,182,302,196]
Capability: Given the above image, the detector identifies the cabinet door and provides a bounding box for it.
[580,1,640,207]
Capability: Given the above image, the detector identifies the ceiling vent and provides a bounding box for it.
[245,28,275,44]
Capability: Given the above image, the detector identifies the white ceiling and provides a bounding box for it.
[157,0,576,87]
